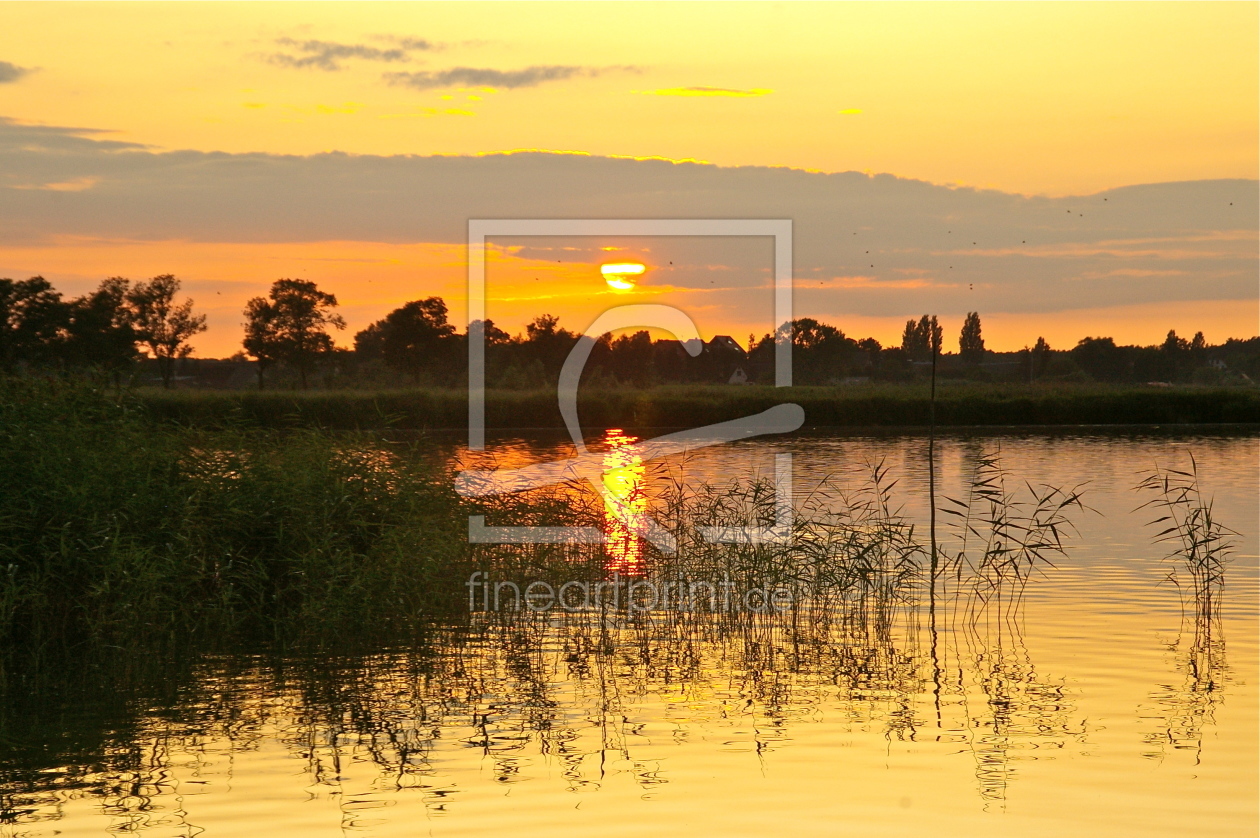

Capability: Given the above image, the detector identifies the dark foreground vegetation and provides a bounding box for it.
[137,381,1260,430]
[0,379,477,662]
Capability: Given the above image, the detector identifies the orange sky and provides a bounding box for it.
[0,2,1256,355]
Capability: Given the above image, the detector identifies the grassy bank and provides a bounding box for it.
[0,379,475,656]
[135,382,1260,430]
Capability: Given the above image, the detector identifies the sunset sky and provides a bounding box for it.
[0,2,1256,356]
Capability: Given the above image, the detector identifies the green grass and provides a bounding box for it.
[134,381,1260,430]
[0,379,474,656]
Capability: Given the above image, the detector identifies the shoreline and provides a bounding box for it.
[134,384,1260,430]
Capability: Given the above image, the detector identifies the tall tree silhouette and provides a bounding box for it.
[959,311,985,362]
[901,314,942,361]
[65,277,139,382]
[242,296,281,389]
[0,276,67,371]
[242,279,344,389]
[1030,336,1051,380]
[354,297,455,384]
[127,275,207,389]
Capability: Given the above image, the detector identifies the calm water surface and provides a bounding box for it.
[3,431,1257,837]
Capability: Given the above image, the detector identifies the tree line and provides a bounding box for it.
[0,275,206,387]
[3,274,1256,388]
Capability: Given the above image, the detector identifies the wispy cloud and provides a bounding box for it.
[9,176,100,192]
[374,36,439,51]
[268,38,436,71]
[0,61,32,84]
[640,87,772,97]
[384,65,636,91]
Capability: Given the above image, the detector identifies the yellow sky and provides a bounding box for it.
[1,2,1255,195]
[0,2,1256,356]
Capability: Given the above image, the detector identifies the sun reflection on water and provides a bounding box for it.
[601,428,646,575]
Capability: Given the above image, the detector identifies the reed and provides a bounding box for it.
[0,378,474,657]
[940,450,1089,623]
[1135,456,1236,760]
[1136,456,1236,627]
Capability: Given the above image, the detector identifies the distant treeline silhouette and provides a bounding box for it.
[3,275,1257,388]
[0,275,205,388]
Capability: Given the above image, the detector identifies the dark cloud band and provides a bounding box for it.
[0,61,31,84]
[0,118,1253,317]
[384,65,635,90]
[269,38,436,71]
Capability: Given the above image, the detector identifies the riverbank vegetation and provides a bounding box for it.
[135,381,1260,430]
[0,379,474,660]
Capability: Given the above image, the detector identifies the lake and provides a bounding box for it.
[2,429,1256,837]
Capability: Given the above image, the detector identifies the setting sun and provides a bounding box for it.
[600,262,646,291]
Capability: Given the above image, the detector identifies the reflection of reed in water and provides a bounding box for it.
[1,453,1099,830]
[952,622,1087,807]
[931,449,1090,807]
[1136,458,1235,763]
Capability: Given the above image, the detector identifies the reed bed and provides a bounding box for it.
[0,379,473,657]
[3,376,1242,823]
[135,382,1260,431]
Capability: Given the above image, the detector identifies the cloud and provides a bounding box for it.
[268,38,436,71]
[9,176,99,192]
[376,36,439,51]
[0,117,1253,318]
[641,87,772,97]
[0,61,32,83]
[0,116,146,152]
[384,65,635,91]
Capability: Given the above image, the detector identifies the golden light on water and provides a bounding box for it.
[600,262,645,292]
[601,429,646,574]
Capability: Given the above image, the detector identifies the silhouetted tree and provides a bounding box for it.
[353,297,455,384]
[64,277,139,382]
[241,279,344,389]
[0,276,67,371]
[782,318,857,383]
[1071,336,1126,382]
[959,311,985,362]
[900,319,921,355]
[1154,329,1193,380]
[1030,336,1051,380]
[1162,329,1189,354]
[901,315,942,361]
[127,275,207,388]
[479,319,511,346]
[242,296,281,389]
[521,314,578,379]
[608,330,655,385]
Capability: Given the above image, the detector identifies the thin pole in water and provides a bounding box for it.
[928,327,942,721]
